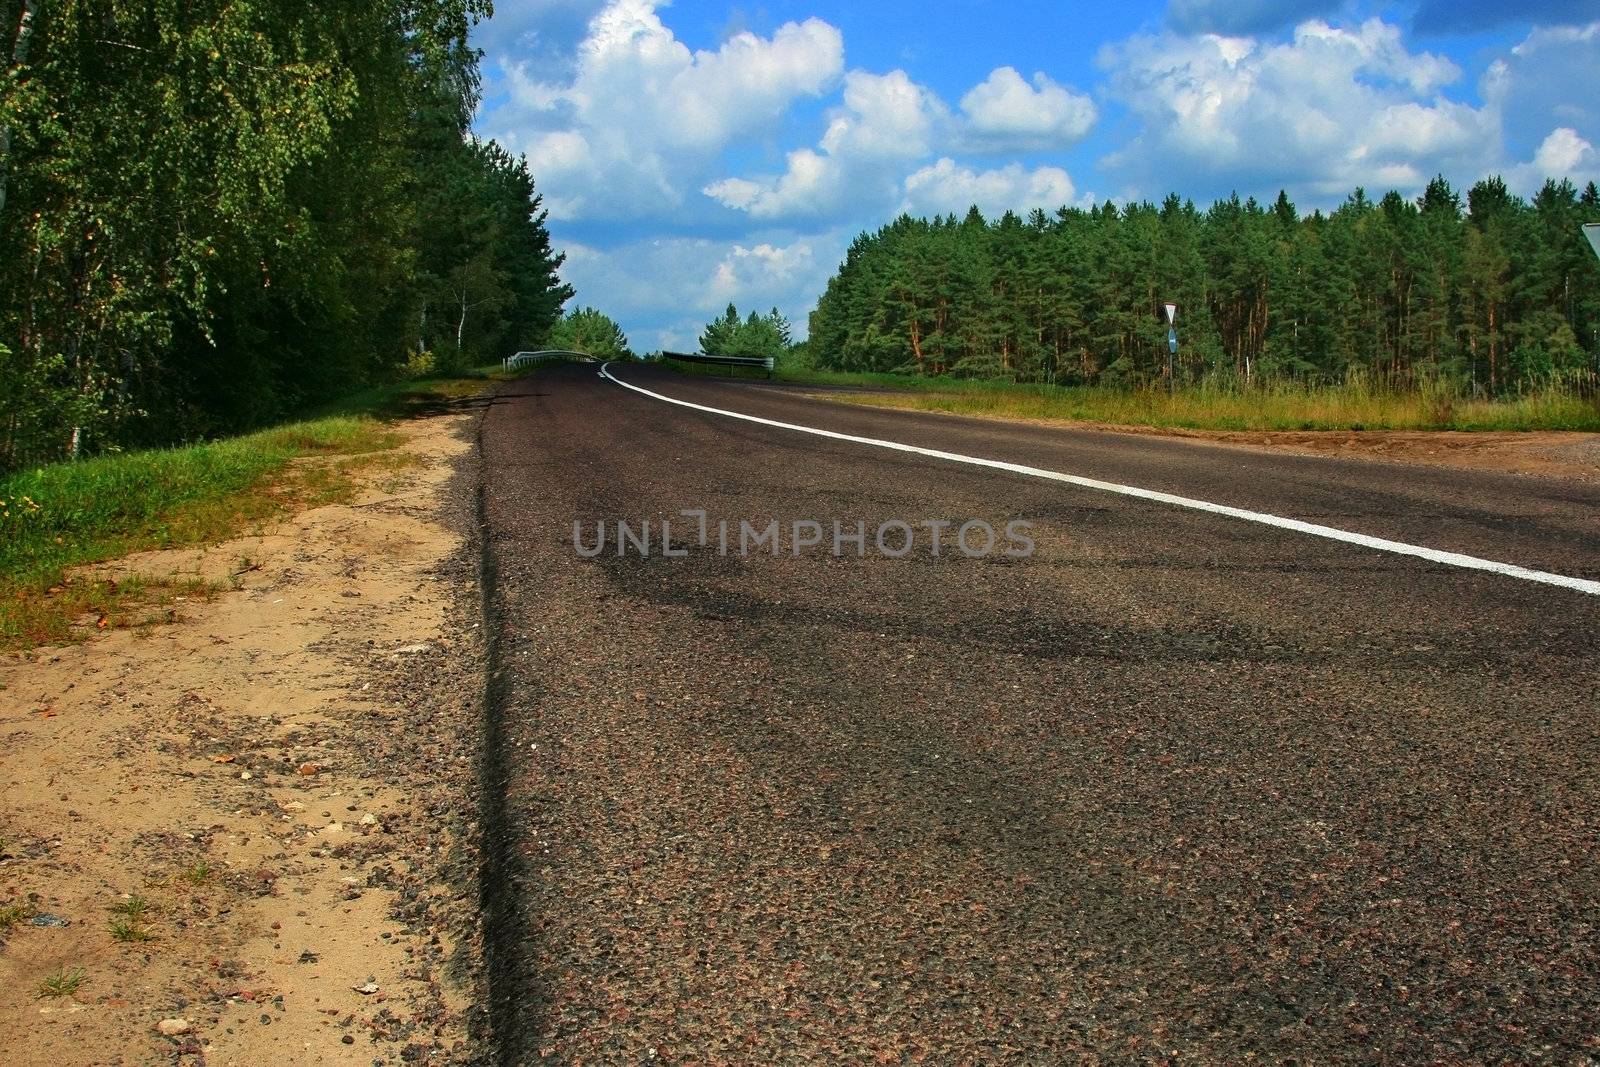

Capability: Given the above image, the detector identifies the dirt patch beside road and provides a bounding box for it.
[818,393,1600,482]
[1146,426,1600,482]
[0,410,487,1064]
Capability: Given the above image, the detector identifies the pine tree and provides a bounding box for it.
[802,175,1599,396]
[699,304,743,355]
[551,308,631,360]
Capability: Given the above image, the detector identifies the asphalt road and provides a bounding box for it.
[479,361,1600,1064]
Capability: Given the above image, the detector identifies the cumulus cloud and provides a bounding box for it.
[900,160,1081,218]
[703,70,948,220]
[1504,127,1600,193]
[822,69,949,160]
[704,64,1096,221]
[556,233,842,350]
[1528,127,1599,172]
[1099,18,1494,200]
[480,0,844,219]
[707,241,826,307]
[956,68,1097,152]
[1483,22,1599,165]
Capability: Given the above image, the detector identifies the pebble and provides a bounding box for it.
[157,1018,193,1036]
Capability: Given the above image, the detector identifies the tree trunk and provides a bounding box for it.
[0,0,39,219]
[1488,303,1498,392]
[907,314,924,374]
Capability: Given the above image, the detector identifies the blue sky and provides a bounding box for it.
[471,1,1600,351]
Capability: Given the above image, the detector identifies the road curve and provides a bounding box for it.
[480,361,1600,1063]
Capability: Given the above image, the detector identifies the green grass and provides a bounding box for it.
[110,894,153,920]
[0,367,510,649]
[307,363,516,420]
[179,861,213,886]
[756,368,1600,433]
[36,967,86,999]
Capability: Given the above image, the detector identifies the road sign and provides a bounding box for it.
[1168,328,1178,354]
[1585,223,1600,262]
[1164,302,1178,325]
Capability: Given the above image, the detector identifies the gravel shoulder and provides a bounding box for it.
[0,406,490,1064]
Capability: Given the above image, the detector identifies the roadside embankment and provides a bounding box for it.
[0,394,493,1064]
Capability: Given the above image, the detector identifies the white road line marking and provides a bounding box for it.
[598,363,1600,597]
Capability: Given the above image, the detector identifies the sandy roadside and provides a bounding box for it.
[0,405,489,1065]
[814,394,1600,483]
[1094,424,1600,482]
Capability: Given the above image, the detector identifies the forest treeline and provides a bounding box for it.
[809,177,1600,393]
[0,1,572,473]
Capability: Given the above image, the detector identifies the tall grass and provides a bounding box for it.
[783,372,1600,433]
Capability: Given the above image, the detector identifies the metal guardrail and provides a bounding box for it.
[662,351,774,378]
[503,349,592,370]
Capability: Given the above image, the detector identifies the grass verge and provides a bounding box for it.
[742,368,1600,433]
[0,368,510,650]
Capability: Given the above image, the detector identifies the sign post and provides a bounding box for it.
[1164,302,1178,392]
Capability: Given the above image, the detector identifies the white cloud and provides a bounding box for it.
[702,148,850,219]
[482,0,844,220]
[900,160,1082,219]
[1099,18,1495,200]
[1531,127,1597,173]
[823,70,949,160]
[703,70,947,220]
[1484,22,1599,167]
[704,63,1102,223]
[957,67,1097,152]
[553,232,843,350]
[1505,128,1600,193]
[708,241,824,307]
